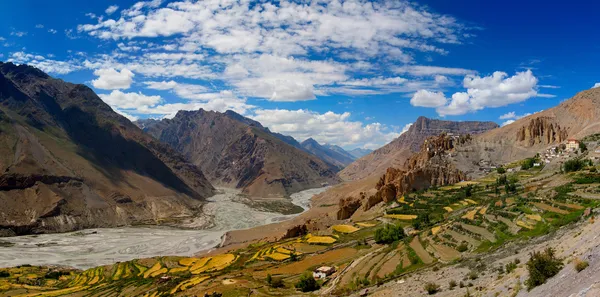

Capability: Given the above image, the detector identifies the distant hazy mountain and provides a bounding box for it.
[0,62,215,236]
[300,138,355,170]
[347,148,373,159]
[138,110,339,198]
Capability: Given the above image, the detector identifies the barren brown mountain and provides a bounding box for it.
[300,138,355,170]
[452,87,600,176]
[0,62,215,236]
[339,116,499,181]
[138,110,339,198]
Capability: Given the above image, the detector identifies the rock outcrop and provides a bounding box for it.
[337,195,362,220]
[515,117,568,146]
[365,134,467,210]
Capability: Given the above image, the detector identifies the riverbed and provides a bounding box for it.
[0,187,327,269]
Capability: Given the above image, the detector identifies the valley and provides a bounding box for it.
[0,187,328,270]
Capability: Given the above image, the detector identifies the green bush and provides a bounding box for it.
[564,159,588,173]
[525,248,563,290]
[467,270,478,280]
[0,271,9,278]
[497,167,506,174]
[457,242,469,252]
[295,273,319,292]
[424,282,440,295]
[575,259,589,272]
[449,280,457,289]
[579,142,587,152]
[374,224,406,244]
[505,261,518,273]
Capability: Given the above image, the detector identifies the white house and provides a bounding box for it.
[566,139,579,151]
[313,266,336,279]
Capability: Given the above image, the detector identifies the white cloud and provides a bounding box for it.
[251,109,400,149]
[429,70,539,116]
[395,65,476,76]
[105,5,119,15]
[593,83,600,89]
[99,90,162,109]
[501,120,515,127]
[410,90,447,107]
[48,29,57,34]
[77,0,469,59]
[35,24,44,29]
[499,111,516,120]
[92,68,135,90]
[8,52,81,75]
[10,31,27,37]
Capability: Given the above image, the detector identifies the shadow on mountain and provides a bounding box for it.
[53,104,199,199]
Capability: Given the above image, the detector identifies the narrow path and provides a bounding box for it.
[321,247,385,295]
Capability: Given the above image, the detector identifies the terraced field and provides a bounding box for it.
[2,156,599,296]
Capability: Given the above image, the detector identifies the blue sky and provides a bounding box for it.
[1,0,599,150]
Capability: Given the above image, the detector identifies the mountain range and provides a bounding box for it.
[137,109,340,198]
[0,62,215,236]
[339,116,500,181]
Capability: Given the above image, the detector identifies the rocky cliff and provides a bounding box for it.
[0,62,215,236]
[365,134,467,210]
[339,116,498,181]
[515,117,568,146]
[139,110,339,198]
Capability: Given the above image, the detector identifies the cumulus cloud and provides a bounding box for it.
[99,90,162,109]
[251,109,400,149]
[92,68,135,90]
[8,52,81,75]
[593,83,600,89]
[498,110,540,126]
[501,120,515,126]
[105,5,119,15]
[410,70,541,116]
[410,90,447,107]
[78,0,469,57]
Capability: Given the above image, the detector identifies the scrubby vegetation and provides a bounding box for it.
[563,159,592,172]
[424,282,441,295]
[525,248,563,290]
[374,224,406,244]
[295,273,320,292]
[574,259,589,272]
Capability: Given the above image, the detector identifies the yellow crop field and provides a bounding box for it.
[150,268,168,277]
[398,196,408,204]
[306,235,337,244]
[356,222,376,227]
[189,257,211,272]
[143,262,162,279]
[384,214,418,220]
[460,201,469,206]
[457,181,479,186]
[431,226,441,235]
[192,254,236,274]
[169,267,189,274]
[332,224,360,233]
[465,199,478,205]
[266,252,290,261]
[444,206,453,212]
[526,214,542,221]
[179,257,198,266]
[462,207,481,220]
[171,276,211,294]
[479,207,488,215]
[516,220,534,229]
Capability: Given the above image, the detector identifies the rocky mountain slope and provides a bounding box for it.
[0,62,215,236]
[339,116,499,181]
[300,138,355,170]
[138,110,339,198]
[451,87,600,176]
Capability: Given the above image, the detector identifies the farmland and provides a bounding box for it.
[1,155,599,296]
